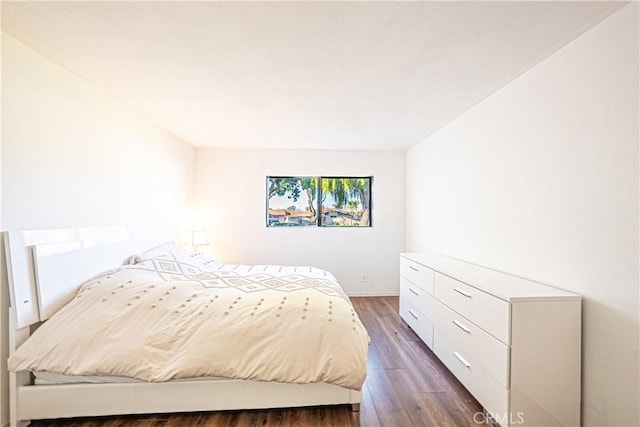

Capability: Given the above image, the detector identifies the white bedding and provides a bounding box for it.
[9,252,369,390]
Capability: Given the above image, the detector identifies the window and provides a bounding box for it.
[266,176,372,227]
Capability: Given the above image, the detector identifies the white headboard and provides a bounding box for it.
[4,226,131,329]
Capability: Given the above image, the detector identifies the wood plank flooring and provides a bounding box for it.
[31,297,487,427]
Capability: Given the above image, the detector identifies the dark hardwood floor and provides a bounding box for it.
[32,297,487,427]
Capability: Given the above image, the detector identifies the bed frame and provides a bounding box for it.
[4,227,361,427]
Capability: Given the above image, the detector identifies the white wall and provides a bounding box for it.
[0,29,5,427]
[1,34,194,240]
[0,35,195,425]
[406,4,639,427]
[196,149,405,296]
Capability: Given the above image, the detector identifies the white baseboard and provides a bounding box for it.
[346,292,399,297]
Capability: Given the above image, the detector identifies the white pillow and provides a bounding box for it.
[172,249,220,271]
[128,241,177,264]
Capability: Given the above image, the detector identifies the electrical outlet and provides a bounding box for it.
[361,274,368,283]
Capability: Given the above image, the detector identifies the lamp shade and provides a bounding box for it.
[190,230,209,246]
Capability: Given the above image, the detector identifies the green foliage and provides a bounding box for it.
[268,177,302,201]
[268,177,319,223]
[322,178,370,212]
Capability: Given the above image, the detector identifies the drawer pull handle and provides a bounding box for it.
[409,288,419,296]
[408,310,419,320]
[453,351,471,368]
[409,266,419,272]
[453,287,472,298]
[452,320,471,333]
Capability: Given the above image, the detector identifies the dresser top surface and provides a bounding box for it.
[401,253,580,302]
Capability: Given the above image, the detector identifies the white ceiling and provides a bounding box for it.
[1,1,625,151]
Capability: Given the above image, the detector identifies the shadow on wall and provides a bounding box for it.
[580,297,640,424]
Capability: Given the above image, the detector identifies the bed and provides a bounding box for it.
[4,227,368,427]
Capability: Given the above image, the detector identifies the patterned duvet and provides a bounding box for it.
[8,251,369,390]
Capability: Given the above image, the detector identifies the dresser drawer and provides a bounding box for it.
[400,257,434,295]
[434,272,510,344]
[399,297,434,349]
[399,277,435,318]
[434,331,509,425]
[433,299,510,387]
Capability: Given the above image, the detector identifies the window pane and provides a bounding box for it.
[320,177,371,227]
[266,177,319,227]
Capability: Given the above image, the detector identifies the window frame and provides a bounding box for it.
[266,176,372,228]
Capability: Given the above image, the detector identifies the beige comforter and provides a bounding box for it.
[8,254,369,390]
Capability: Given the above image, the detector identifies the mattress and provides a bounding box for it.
[33,371,225,385]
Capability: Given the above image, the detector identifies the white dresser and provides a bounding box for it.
[399,253,581,427]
